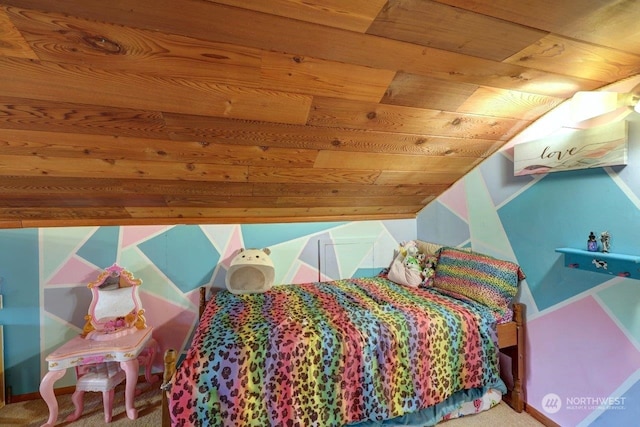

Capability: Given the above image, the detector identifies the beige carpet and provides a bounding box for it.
[443,402,543,426]
[0,382,162,427]
[1,386,543,427]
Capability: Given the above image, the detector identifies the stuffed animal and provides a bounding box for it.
[396,241,419,272]
[404,253,422,272]
[421,255,438,287]
[225,248,275,294]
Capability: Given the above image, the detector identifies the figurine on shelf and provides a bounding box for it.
[600,231,611,253]
[587,231,598,252]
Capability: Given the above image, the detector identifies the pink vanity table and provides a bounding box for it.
[39,327,154,426]
[39,264,155,426]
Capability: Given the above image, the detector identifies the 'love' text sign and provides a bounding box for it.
[514,121,628,176]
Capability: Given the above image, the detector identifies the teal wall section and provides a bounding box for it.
[0,228,40,395]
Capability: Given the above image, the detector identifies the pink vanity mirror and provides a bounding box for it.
[82,264,147,341]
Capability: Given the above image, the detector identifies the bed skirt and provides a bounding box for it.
[350,380,506,426]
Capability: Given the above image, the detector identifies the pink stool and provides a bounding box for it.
[65,338,159,423]
[66,361,125,423]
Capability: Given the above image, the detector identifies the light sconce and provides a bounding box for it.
[567,82,640,128]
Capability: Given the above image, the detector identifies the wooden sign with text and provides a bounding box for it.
[514,121,628,176]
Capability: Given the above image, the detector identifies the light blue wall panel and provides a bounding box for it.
[138,225,221,293]
[0,229,40,395]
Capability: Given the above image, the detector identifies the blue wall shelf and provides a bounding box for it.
[555,247,640,280]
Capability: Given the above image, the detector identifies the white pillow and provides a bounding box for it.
[414,240,443,255]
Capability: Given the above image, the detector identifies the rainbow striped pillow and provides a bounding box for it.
[433,247,525,322]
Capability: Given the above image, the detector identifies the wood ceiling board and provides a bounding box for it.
[164,113,499,155]
[0,220,23,229]
[0,0,637,226]
[0,57,312,125]
[4,0,597,96]
[308,97,528,140]
[252,183,449,197]
[119,181,255,197]
[359,41,604,97]
[2,1,388,63]
[0,7,37,59]
[164,195,279,208]
[403,137,504,157]
[504,34,640,83]
[314,151,481,173]
[456,86,564,121]
[0,206,418,228]
[368,0,547,61]
[8,6,263,83]
[434,0,640,55]
[247,167,380,184]
[209,0,388,33]
[381,73,479,111]
[0,176,121,194]
[260,52,395,103]
[0,206,132,220]
[0,97,168,139]
[0,176,255,197]
[412,61,603,98]
[273,195,428,208]
[0,154,250,182]
[11,5,398,104]
[0,194,168,208]
[0,129,319,168]
[374,171,463,185]
[124,206,421,220]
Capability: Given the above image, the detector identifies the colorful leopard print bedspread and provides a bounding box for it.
[169,276,501,426]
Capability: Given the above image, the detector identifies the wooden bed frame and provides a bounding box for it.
[161,288,525,426]
[496,302,526,413]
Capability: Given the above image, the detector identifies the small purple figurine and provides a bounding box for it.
[587,232,598,252]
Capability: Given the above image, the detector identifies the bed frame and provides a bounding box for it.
[496,302,526,412]
[161,288,525,426]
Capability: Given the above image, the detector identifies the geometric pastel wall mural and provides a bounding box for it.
[0,219,415,396]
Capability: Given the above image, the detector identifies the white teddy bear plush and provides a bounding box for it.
[225,248,275,295]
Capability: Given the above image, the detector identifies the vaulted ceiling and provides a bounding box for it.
[1,1,640,228]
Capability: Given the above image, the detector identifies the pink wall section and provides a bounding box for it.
[527,297,640,426]
[47,256,101,285]
[141,291,199,370]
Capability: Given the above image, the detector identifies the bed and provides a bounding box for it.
[161,244,525,426]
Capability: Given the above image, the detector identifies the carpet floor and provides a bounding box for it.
[0,382,162,427]
[1,387,543,427]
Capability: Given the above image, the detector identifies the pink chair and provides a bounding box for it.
[65,339,159,423]
[66,362,125,423]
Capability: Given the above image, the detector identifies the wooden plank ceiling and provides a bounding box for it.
[1,0,639,228]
